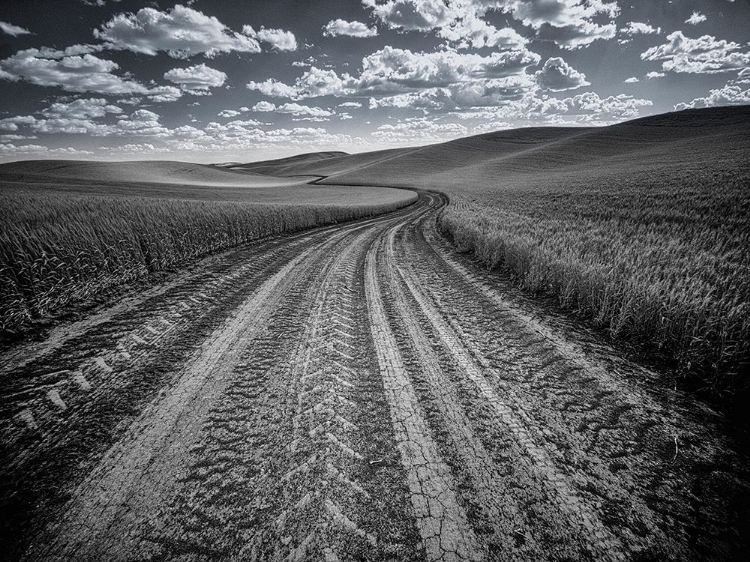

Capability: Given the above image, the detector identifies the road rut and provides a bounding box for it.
[2,190,748,561]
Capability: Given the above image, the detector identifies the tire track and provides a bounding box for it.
[23,241,321,561]
[365,224,483,562]
[399,198,749,561]
[20,194,430,562]
[385,222,627,562]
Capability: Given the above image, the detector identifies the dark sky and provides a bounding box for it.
[1,0,748,162]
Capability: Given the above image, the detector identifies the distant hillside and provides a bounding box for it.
[0,160,309,189]
[242,106,750,190]
[231,151,349,176]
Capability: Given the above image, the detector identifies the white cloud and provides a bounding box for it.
[535,20,616,50]
[251,101,277,112]
[372,116,468,145]
[620,22,661,36]
[246,78,298,98]
[247,45,541,106]
[488,0,620,49]
[148,86,183,103]
[339,101,363,108]
[685,12,707,25]
[560,92,652,120]
[438,10,528,49]
[645,71,664,79]
[250,101,334,117]
[42,98,122,119]
[641,31,750,74]
[363,0,453,31]
[0,48,150,94]
[624,76,639,83]
[218,109,241,118]
[0,143,93,156]
[363,0,529,50]
[94,4,261,58]
[164,63,227,93]
[276,103,334,117]
[295,67,348,97]
[0,21,32,37]
[244,26,298,51]
[323,20,379,38]
[535,57,589,91]
[0,115,37,132]
[356,47,540,94]
[674,84,750,110]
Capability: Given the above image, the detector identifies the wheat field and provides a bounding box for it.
[0,179,416,336]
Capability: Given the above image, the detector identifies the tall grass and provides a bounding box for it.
[438,160,750,395]
[0,189,415,335]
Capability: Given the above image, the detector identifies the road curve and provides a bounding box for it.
[1,191,748,561]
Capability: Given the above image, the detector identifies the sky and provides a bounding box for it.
[0,0,748,163]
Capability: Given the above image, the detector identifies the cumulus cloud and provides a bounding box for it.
[164,63,227,93]
[0,21,32,37]
[363,0,453,31]
[246,78,299,98]
[362,0,527,50]
[438,11,528,49]
[620,22,661,36]
[247,45,541,107]
[535,57,589,91]
[624,76,639,83]
[685,12,707,25]
[560,92,652,120]
[645,71,664,79]
[0,48,150,94]
[372,116,468,145]
[218,109,240,118]
[42,98,122,119]
[641,31,750,73]
[488,0,620,49]
[251,102,334,117]
[339,101,363,108]
[244,26,298,51]
[674,84,750,110]
[0,143,93,156]
[94,4,261,58]
[355,47,540,94]
[324,20,378,38]
[370,73,536,110]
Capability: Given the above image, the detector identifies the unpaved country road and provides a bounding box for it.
[1,191,748,561]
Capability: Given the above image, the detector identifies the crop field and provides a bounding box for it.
[0,163,416,337]
[2,108,749,562]
[311,107,750,396]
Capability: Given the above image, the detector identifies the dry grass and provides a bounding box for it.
[438,159,750,393]
[0,180,415,335]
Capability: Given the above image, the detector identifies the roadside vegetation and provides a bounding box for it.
[438,159,749,394]
[0,180,415,336]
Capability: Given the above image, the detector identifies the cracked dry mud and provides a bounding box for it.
[1,191,748,562]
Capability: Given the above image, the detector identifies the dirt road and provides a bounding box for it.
[1,191,748,561]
